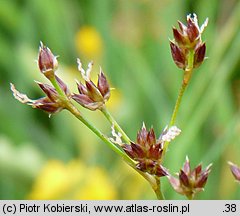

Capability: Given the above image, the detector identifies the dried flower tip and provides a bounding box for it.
[228,161,240,182]
[38,42,58,77]
[122,125,167,177]
[161,126,181,142]
[109,124,123,145]
[77,58,93,81]
[200,18,208,34]
[186,14,208,38]
[10,83,34,104]
[11,82,65,114]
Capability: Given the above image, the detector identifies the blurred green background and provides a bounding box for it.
[0,0,240,199]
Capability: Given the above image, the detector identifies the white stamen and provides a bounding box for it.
[200,17,209,33]
[142,122,146,129]
[10,83,34,104]
[39,41,44,50]
[192,13,198,24]
[109,124,123,145]
[86,61,93,79]
[77,58,93,82]
[161,126,181,142]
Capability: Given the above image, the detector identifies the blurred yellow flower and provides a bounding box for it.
[28,160,117,200]
[75,26,103,59]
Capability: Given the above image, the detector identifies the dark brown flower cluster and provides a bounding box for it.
[168,156,212,199]
[170,14,208,69]
[11,43,70,114]
[11,77,69,114]
[72,60,110,111]
[11,43,111,114]
[122,124,181,177]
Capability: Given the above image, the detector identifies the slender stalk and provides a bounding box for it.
[169,82,187,127]
[154,177,165,200]
[67,104,134,164]
[50,75,164,199]
[162,50,194,156]
[67,104,165,199]
[133,168,164,200]
[169,50,194,127]
[49,76,134,165]
[101,106,131,144]
[49,77,66,98]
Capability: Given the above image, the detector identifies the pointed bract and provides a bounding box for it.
[179,170,190,187]
[38,42,58,78]
[183,156,191,175]
[178,21,187,34]
[55,75,70,96]
[194,43,206,68]
[98,70,110,100]
[173,27,185,45]
[170,42,186,69]
[86,81,104,101]
[228,162,240,182]
[36,82,58,102]
[77,81,88,95]
[187,17,199,42]
[11,83,65,114]
[33,97,63,113]
[168,176,181,192]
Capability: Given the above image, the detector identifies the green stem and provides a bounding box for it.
[49,76,134,165]
[50,76,164,199]
[67,104,134,165]
[133,168,164,200]
[101,106,131,144]
[162,50,194,157]
[154,177,165,200]
[49,76,66,98]
[169,82,187,127]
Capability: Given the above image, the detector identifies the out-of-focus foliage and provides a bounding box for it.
[0,0,239,199]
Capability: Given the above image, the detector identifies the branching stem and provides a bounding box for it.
[49,76,134,165]
[101,106,131,144]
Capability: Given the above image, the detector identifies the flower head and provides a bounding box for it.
[228,162,240,182]
[72,59,110,111]
[122,123,181,177]
[168,156,212,199]
[38,42,58,78]
[170,14,208,69]
[10,76,70,114]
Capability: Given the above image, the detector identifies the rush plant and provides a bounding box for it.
[11,14,214,199]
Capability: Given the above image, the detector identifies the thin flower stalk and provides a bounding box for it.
[100,106,131,144]
[163,14,208,157]
[49,74,134,165]
[10,13,211,200]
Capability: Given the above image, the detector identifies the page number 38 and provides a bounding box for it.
[223,204,237,213]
